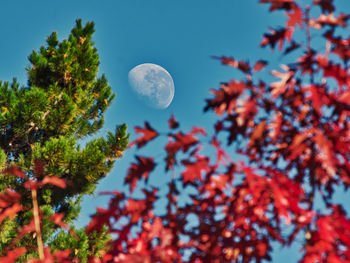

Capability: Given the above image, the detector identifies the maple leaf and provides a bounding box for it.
[213,56,251,74]
[204,81,246,115]
[253,60,268,72]
[283,40,301,55]
[125,156,156,192]
[165,132,199,155]
[314,131,337,178]
[126,199,147,223]
[0,203,22,224]
[287,132,310,160]
[259,0,295,12]
[164,129,205,171]
[270,65,294,97]
[49,213,68,229]
[286,6,303,28]
[249,120,267,147]
[0,189,21,206]
[211,136,231,164]
[168,114,179,129]
[42,176,66,188]
[310,13,350,29]
[3,166,26,178]
[0,247,26,263]
[323,63,348,87]
[305,84,330,115]
[236,98,258,127]
[129,122,158,149]
[313,0,335,13]
[261,27,293,51]
[86,207,113,233]
[181,155,210,183]
[268,112,283,141]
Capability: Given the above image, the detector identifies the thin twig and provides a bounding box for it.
[31,188,44,260]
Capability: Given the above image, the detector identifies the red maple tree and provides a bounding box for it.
[86,0,350,262]
[1,0,350,262]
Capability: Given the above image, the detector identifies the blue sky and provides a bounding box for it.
[1,1,349,261]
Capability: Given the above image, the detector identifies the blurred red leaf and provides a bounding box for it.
[310,13,350,28]
[0,247,26,263]
[129,122,159,149]
[253,60,268,72]
[213,56,251,73]
[125,156,156,192]
[3,166,26,179]
[181,155,210,183]
[283,41,301,55]
[286,6,303,28]
[313,0,335,13]
[0,203,22,224]
[270,65,294,97]
[42,176,66,188]
[260,0,295,11]
[168,114,179,129]
[261,27,293,50]
[24,180,39,190]
[49,213,68,229]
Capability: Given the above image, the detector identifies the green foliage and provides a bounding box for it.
[0,19,129,260]
[49,226,111,262]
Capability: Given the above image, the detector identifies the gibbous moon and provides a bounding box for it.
[128,63,175,109]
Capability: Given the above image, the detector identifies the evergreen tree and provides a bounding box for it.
[0,19,129,261]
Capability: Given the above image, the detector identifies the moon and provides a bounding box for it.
[128,63,175,109]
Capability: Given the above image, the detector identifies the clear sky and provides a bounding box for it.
[1,1,349,262]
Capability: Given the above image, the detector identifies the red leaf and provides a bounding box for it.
[213,56,251,73]
[24,180,39,190]
[283,41,301,55]
[204,81,246,115]
[49,213,68,229]
[259,0,295,12]
[190,127,206,136]
[286,6,303,28]
[181,155,210,183]
[261,28,293,51]
[0,247,26,263]
[236,98,258,127]
[125,156,156,193]
[313,0,335,13]
[126,199,147,223]
[129,122,159,149]
[0,203,22,224]
[270,65,294,97]
[0,189,21,206]
[165,132,199,155]
[253,60,268,72]
[86,207,114,234]
[42,176,66,188]
[323,63,348,87]
[3,166,26,179]
[310,13,350,28]
[249,120,267,146]
[168,114,179,129]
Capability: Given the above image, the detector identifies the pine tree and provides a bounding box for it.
[0,19,129,261]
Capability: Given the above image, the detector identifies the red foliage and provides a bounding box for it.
[87,0,350,262]
[129,122,159,149]
[1,0,350,262]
